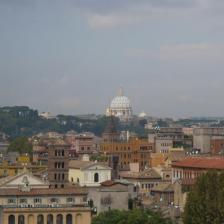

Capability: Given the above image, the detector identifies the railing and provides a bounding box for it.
[1,203,89,209]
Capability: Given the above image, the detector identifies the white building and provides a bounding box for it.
[106,88,132,122]
[69,160,111,187]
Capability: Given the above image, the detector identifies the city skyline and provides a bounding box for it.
[1,0,224,117]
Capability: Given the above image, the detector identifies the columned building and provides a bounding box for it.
[0,172,91,224]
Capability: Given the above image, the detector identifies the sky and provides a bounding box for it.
[1,0,224,118]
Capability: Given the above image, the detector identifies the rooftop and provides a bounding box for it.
[151,182,174,193]
[172,157,224,170]
[0,187,88,196]
[120,168,161,179]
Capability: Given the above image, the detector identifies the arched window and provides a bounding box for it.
[8,215,15,224]
[47,214,53,224]
[56,214,63,224]
[94,173,99,182]
[37,215,44,224]
[18,215,25,224]
[66,214,72,224]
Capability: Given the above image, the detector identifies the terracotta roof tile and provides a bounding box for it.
[172,157,224,169]
[120,168,161,179]
[0,187,87,196]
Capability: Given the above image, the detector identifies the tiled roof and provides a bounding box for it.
[0,187,88,196]
[69,160,94,169]
[172,157,224,169]
[100,180,128,187]
[151,182,174,192]
[120,168,161,179]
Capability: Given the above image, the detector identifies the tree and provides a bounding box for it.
[92,209,174,224]
[183,171,224,224]
[7,136,32,155]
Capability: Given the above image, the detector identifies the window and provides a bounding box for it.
[19,198,27,204]
[8,198,16,204]
[34,198,42,203]
[18,215,25,224]
[66,214,73,224]
[37,215,44,224]
[50,198,59,203]
[47,214,53,224]
[94,173,99,182]
[67,197,74,203]
[56,214,63,224]
[8,215,15,224]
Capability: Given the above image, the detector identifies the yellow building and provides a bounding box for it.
[0,161,47,177]
[17,154,31,164]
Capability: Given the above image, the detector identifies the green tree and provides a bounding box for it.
[92,209,173,224]
[183,171,224,224]
[7,136,32,155]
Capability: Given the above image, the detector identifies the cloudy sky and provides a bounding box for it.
[1,0,224,117]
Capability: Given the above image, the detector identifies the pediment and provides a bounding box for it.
[0,172,48,188]
[83,164,111,171]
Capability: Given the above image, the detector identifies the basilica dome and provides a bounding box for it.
[106,88,133,122]
[110,95,131,109]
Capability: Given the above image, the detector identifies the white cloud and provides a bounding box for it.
[88,13,146,29]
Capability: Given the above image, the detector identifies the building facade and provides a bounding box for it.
[0,172,91,224]
[120,168,162,195]
[101,137,154,171]
[193,128,224,153]
[69,160,111,187]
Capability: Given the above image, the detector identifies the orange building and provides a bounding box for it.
[101,116,154,171]
[101,137,154,171]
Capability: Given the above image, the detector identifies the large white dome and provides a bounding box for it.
[110,96,131,109]
[106,88,133,122]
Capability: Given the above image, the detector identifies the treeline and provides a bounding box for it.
[0,106,147,139]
